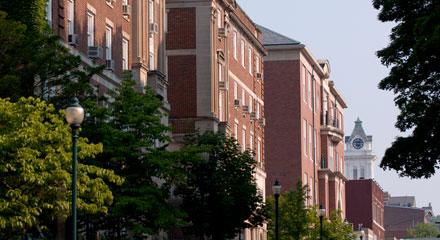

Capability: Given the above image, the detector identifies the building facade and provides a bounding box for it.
[47,0,169,113]
[384,205,428,239]
[345,118,377,180]
[346,179,385,240]
[166,0,266,239]
[259,26,347,216]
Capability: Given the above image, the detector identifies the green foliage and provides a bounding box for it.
[267,182,354,240]
[0,0,47,34]
[373,0,440,178]
[267,182,309,240]
[177,132,266,240]
[407,222,440,238]
[0,97,123,238]
[80,79,184,237]
[0,8,101,103]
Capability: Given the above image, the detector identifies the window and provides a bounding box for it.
[241,89,245,106]
[149,0,154,23]
[307,72,312,108]
[122,38,129,70]
[242,127,246,151]
[105,25,113,60]
[353,167,358,180]
[218,63,223,82]
[249,132,254,151]
[249,95,253,112]
[360,166,365,179]
[302,65,306,103]
[256,56,260,73]
[233,31,237,60]
[303,119,307,156]
[310,177,314,205]
[257,139,261,163]
[234,122,238,139]
[67,0,74,34]
[248,47,252,74]
[241,40,245,67]
[308,124,312,158]
[313,129,317,161]
[329,143,334,168]
[256,103,260,119]
[234,81,238,100]
[217,9,222,28]
[313,80,316,113]
[219,91,225,121]
[149,52,155,70]
[303,172,308,206]
[46,0,52,24]
[87,11,95,46]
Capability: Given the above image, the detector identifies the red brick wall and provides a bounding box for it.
[166,8,196,50]
[384,206,426,239]
[52,0,132,78]
[264,60,302,193]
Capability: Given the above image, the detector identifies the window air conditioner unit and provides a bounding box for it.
[122,4,131,16]
[234,99,240,107]
[105,59,115,70]
[218,28,227,38]
[258,117,266,127]
[67,34,79,46]
[256,72,263,80]
[250,112,257,120]
[219,81,226,89]
[242,105,249,113]
[87,46,103,59]
[149,23,159,34]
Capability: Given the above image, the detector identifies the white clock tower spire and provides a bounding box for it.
[344,118,377,180]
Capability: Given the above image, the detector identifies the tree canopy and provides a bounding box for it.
[373,0,440,178]
[176,132,266,240]
[0,97,123,238]
[407,222,440,238]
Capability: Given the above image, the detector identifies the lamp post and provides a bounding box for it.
[272,180,281,240]
[65,97,84,240]
[319,205,326,240]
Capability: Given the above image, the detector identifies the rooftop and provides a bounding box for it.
[257,25,301,46]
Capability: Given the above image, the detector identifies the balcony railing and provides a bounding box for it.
[320,111,340,129]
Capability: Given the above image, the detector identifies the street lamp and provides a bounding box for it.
[272,180,281,240]
[319,205,326,240]
[65,97,84,240]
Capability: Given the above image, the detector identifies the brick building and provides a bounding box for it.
[346,179,385,240]
[259,25,347,216]
[46,0,169,114]
[166,0,266,239]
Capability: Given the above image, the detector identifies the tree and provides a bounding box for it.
[0,3,101,102]
[79,79,185,238]
[266,182,309,240]
[0,97,123,239]
[266,182,354,240]
[373,0,440,178]
[407,222,440,238]
[177,132,266,240]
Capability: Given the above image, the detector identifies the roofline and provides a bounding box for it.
[265,44,328,78]
[229,13,266,55]
[329,81,348,108]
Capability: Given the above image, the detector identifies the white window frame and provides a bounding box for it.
[149,0,154,24]
[122,38,129,70]
[233,31,237,60]
[257,139,261,163]
[241,89,245,106]
[303,119,307,157]
[249,131,254,152]
[234,81,238,100]
[234,122,238,139]
[67,0,74,34]
[105,25,113,60]
[308,72,312,109]
[219,91,225,122]
[256,103,260,119]
[242,126,246,151]
[248,47,252,74]
[217,9,222,28]
[87,11,95,47]
[241,39,245,67]
[308,124,312,159]
[302,65,306,103]
[249,95,253,112]
[46,0,53,25]
[255,56,260,73]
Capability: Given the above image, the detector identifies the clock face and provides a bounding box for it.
[352,138,364,149]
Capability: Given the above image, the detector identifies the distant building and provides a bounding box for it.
[384,192,416,208]
[384,205,428,239]
[345,118,377,180]
[346,179,385,240]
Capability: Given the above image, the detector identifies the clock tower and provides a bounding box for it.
[344,118,377,180]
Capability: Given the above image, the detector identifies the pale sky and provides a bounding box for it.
[236,0,440,214]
